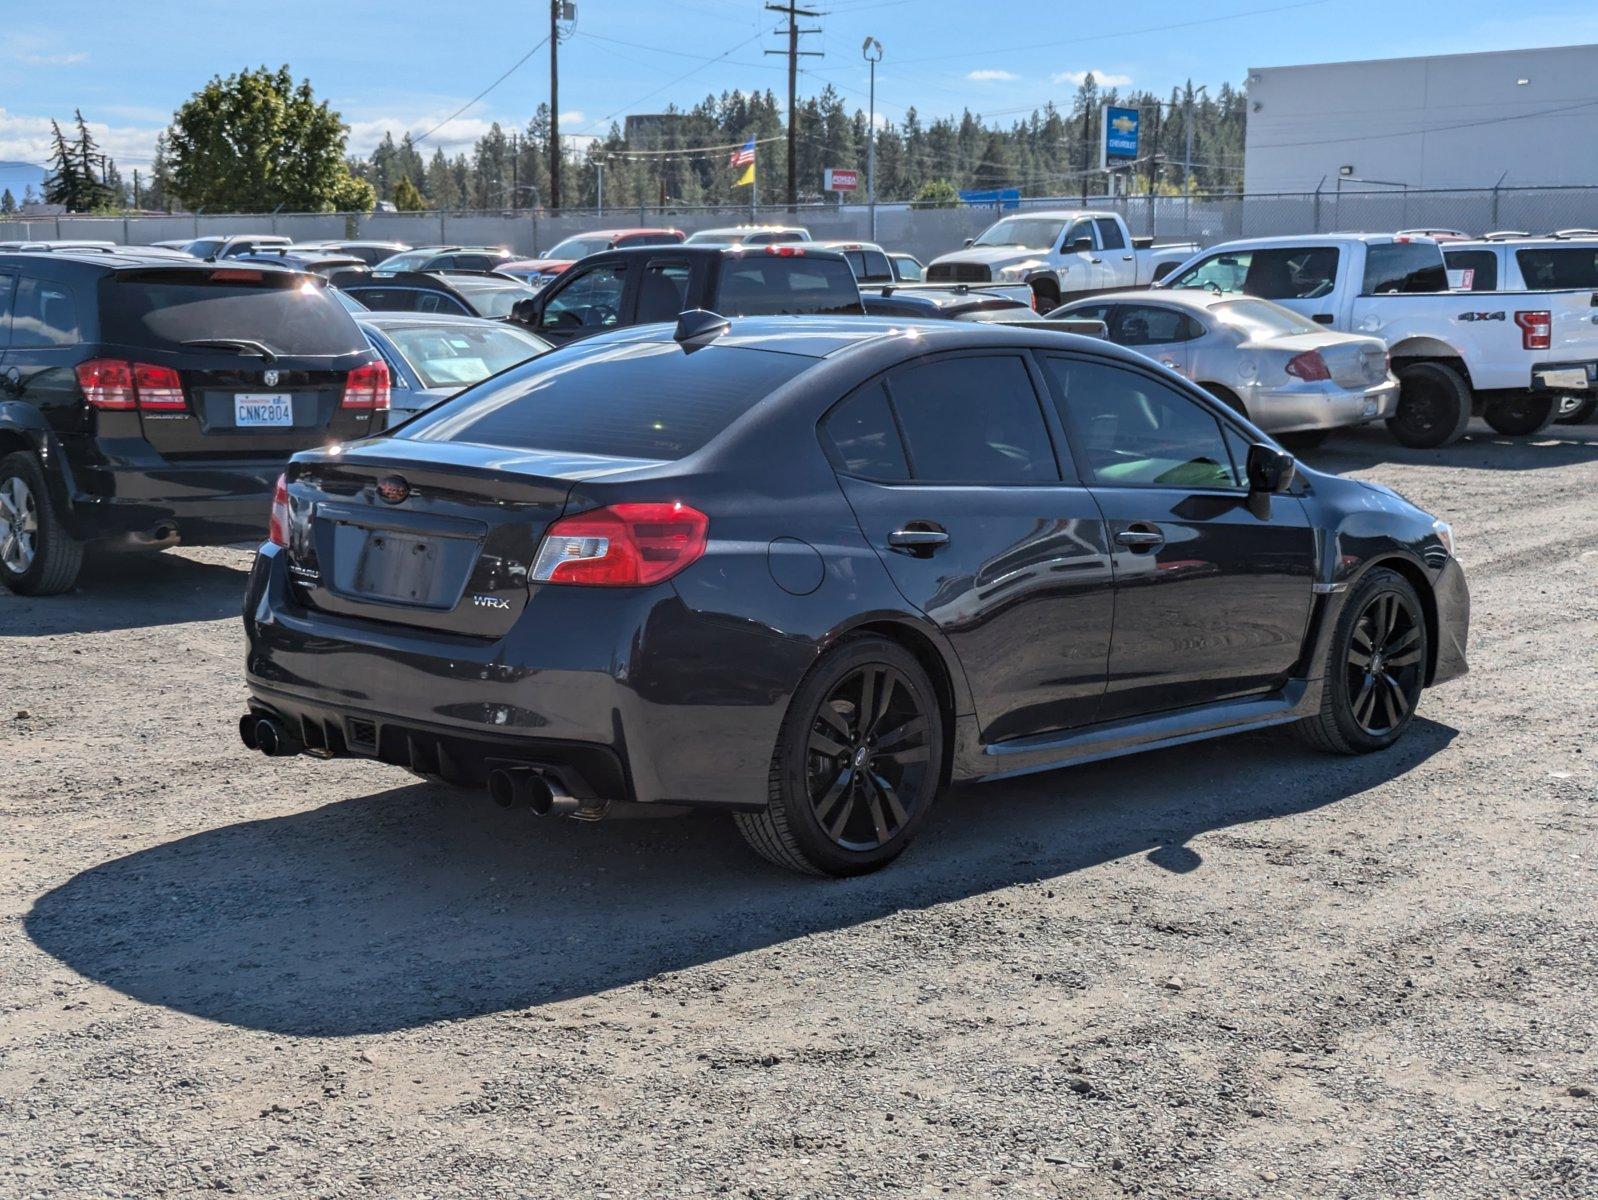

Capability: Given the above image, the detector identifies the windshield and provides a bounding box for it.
[1211,298,1321,337]
[461,283,535,319]
[384,323,549,389]
[373,250,435,273]
[684,229,740,244]
[546,235,614,260]
[971,218,1066,250]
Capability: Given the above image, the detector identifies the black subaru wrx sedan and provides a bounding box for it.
[241,314,1469,876]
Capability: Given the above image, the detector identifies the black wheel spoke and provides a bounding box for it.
[1344,589,1422,736]
[1347,645,1373,670]
[1385,647,1422,669]
[813,766,853,823]
[808,728,849,759]
[815,702,852,743]
[874,713,926,753]
[878,744,929,767]
[855,668,879,742]
[826,792,857,841]
[872,771,909,827]
[1382,673,1411,719]
[1352,675,1378,725]
[863,781,891,845]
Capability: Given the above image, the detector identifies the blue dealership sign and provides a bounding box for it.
[1101,105,1140,166]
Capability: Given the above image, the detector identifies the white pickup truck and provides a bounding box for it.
[1159,233,1598,446]
[926,210,1197,310]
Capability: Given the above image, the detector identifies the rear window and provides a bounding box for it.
[717,257,862,316]
[401,339,811,460]
[458,283,532,319]
[1361,241,1448,295]
[1444,249,1499,291]
[1515,247,1598,290]
[1211,298,1321,336]
[99,273,369,356]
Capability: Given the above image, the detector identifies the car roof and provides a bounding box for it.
[554,227,681,239]
[0,249,306,275]
[981,209,1115,222]
[1066,289,1236,312]
[437,273,532,292]
[588,244,852,263]
[356,311,523,330]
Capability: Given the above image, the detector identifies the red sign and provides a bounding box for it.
[824,168,859,192]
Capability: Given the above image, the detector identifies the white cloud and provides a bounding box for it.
[15,51,88,65]
[0,107,160,169]
[966,69,1017,82]
[1052,69,1133,87]
[558,110,584,125]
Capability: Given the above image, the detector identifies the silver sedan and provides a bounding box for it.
[1049,290,1398,447]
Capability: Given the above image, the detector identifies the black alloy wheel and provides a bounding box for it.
[736,636,943,876]
[1483,394,1557,436]
[1389,362,1472,448]
[1344,591,1425,736]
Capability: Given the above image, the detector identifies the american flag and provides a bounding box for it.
[729,136,756,168]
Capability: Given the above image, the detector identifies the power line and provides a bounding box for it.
[413,36,551,146]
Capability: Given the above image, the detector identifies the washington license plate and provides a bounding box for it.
[234,394,293,427]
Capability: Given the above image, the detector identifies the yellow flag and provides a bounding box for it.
[735,161,756,187]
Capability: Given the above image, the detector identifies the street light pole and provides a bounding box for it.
[863,37,882,243]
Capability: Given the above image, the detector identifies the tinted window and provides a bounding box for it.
[716,258,861,316]
[383,324,548,389]
[635,260,691,324]
[1167,247,1339,300]
[99,275,368,355]
[886,356,1056,483]
[1042,357,1239,489]
[1113,304,1198,345]
[540,263,628,332]
[1515,247,1598,289]
[1444,249,1498,291]
[12,277,80,346]
[1094,218,1126,250]
[841,249,892,282]
[1362,242,1447,295]
[403,340,810,460]
[821,382,910,480]
[374,251,433,272]
[1063,221,1095,251]
[452,253,500,272]
[617,233,679,248]
[0,273,16,348]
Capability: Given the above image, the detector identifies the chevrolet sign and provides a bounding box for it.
[1101,104,1140,167]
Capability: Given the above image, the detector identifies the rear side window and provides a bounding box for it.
[1112,304,1199,345]
[635,261,691,324]
[402,340,811,460]
[1444,249,1498,291]
[0,273,15,347]
[885,356,1057,483]
[99,274,368,356]
[1515,247,1598,290]
[841,250,893,281]
[12,277,80,346]
[451,253,501,272]
[1094,218,1127,250]
[1362,242,1448,295]
[717,257,860,316]
[821,383,910,480]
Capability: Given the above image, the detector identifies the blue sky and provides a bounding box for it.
[5,0,1598,173]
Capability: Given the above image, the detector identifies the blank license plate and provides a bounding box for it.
[235,394,293,427]
[351,531,441,603]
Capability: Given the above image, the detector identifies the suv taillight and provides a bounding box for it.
[530,502,708,586]
[1285,349,1332,382]
[1514,309,1551,350]
[268,473,290,547]
[342,360,390,411]
[76,358,187,411]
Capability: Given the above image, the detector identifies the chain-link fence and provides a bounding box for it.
[4,185,1597,265]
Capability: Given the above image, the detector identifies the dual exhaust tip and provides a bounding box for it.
[239,712,301,757]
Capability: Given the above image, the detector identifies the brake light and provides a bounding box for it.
[531,502,709,586]
[1284,349,1332,382]
[268,474,289,547]
[342,360,390,411]
[1515,309,1551,350]
[76,359,135,409]
[209,268,264,282]
[76,358,188,411]
[764,245,804,256]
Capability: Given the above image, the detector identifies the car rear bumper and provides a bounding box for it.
[66,457,280,546]
[1530,360,1598,393]
[1245,378,1399,434]
[242,544,804,810]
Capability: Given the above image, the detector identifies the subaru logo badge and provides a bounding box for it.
[375,475,409,504]
[263,369,280,387]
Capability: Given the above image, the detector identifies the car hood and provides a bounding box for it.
[929,245,1052,271]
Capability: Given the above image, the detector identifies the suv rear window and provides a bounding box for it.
[717,257,862,316]
[99,273,369,356]
[401,339,811,460]
[1361,241,1448,295]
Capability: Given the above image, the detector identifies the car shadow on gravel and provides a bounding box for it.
[26,717,1455,1036]
[3,550,251,636]
[1306,421,1597,475]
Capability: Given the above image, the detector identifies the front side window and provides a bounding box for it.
[1094,218,1127,250]
[885,355,1057,484]
[1443,249,1499,291]
[1042,356,1239,489]
[1515,247,1598,290]
[891,255,925,282]
[12,277,79,346]
[1112,304,1198,346]
[820,382,910,481]
[1167,247,1340,300]
[540,264,627,332]
[1062,222,1096,251]
[1362,242,1447,295]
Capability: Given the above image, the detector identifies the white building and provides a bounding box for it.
[1244,43,1598,193]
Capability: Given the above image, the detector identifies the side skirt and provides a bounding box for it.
[955,678,1323,785]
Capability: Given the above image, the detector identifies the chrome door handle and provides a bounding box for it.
[1115,526,1165,551]
[1122,254,1134,261]
[1090,257,1103,264]
[888,527,949,552]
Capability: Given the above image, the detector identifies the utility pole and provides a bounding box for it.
[595,160,604,217]
[765,2,821,211]
[550,1,576,211]
[511,132,520,211]
[1183,82,1208,195]
[863,37,882,242]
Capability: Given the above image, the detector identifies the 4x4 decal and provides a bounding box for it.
[1457,311,1505,322]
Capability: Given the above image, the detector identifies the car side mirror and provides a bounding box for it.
[1068,238,1094,253]
[1246,442,1296,493]
[510,296,542,326]
[963,238,975,248]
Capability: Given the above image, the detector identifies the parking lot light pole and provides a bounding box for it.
[863,37,882,242]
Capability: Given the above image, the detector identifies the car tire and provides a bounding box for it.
[1388,361,1472,448]
[1554,395,1597,425]
[734,636,944,877]
[1294,567,1428,755]
[0,451,84,596]
[1483,394,1557,436]
[1277,429,1331,451]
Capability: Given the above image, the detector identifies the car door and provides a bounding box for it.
[1038,352,1316,720]
[1094,217,1135,288]
[533,260,632,345]
[1110,302,1199,377]
[823,352,1116,743]
[1057,219,1106,292]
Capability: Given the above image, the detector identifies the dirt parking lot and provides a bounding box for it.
[1,422,1594,1199]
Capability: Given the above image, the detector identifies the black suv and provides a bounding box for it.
[333,270,537,321]
[0,251,386,594]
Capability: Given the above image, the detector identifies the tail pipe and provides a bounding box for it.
[239,712,302,757]
[486,766,581,817]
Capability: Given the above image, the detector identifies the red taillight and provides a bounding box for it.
[268,473,289,547]
[342,360,390,411]
[76,358,187,411]
[209,268,264,282]
[764,245,804,256]
[531,502,709,587]
[1515,309,1551,350]
[1285,349,1332,382]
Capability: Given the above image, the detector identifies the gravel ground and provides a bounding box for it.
[1,421,1594,1199]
